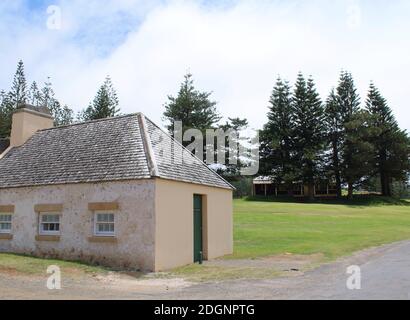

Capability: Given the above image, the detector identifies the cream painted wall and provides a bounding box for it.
[154,178,233,271]
[0,180,156,270]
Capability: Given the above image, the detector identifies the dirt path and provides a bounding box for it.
[2,240,410,300]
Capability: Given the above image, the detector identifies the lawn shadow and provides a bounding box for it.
[244,195,410,207]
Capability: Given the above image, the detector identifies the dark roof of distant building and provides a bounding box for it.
[0,139,9,155]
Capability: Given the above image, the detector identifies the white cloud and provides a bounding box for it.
[0,0,409,132]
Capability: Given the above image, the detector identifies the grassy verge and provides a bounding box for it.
[0,253,110,277]
[168,264,280,282]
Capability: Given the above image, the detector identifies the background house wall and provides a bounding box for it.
[154,178,233,271]
[0,180,156,270]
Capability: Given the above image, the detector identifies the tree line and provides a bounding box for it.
[259,71,410,199]
[0,60,121,141]
[1,60,409,198]
[162,72,410,198]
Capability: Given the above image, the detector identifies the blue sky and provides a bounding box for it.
[0,0,409,132]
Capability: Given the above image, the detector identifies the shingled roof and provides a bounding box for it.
[0,113,232,190]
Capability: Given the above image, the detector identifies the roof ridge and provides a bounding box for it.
[142,115,235,190]
[39,113,142,132]
[137,113,159,177]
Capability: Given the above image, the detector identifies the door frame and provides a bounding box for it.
[193,194,207,262]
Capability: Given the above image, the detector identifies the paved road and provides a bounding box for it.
[2,240,410,299]
[172,240,410,300]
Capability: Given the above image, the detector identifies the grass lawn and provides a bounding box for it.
[1,197,409,282]
[232,197,410,261]
[0,253,109,276]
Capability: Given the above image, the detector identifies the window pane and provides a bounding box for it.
[96,222,114,234]
[97,213,114,222]
[0,223,11,230]
[42,215,59,223]
[41,222,60,233]
[95,211,115,235]
[0,214,12,222]
[0,214,11,222]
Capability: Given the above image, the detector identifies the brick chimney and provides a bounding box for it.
[9,104,54,148]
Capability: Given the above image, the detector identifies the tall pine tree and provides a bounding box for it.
[0,60,28,138]
[39,78,74,126]
[260,77,296,195]
[336,71,373,199]
[218,117,249,179]
[79,76,120,121]
[28,81,42,107]
[163,73,221,144]
[0,91,12,139]
[10,60,28,108]
[324,88,343,197]
[365,83,410,196]
[292,73,325,200]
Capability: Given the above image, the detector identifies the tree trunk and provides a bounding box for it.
[347,182,354,200]
[335,172,342,198]
[332,139,342,198]
[308,183,315,201]
[384,174,392,197]
[380,171,387,196]
[379,151,390,197]
[385,179,392,197]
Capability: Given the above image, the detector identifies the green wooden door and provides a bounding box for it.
[193,195,203,263]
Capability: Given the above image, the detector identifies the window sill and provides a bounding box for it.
[0,233,13,240]
[88,236,117,243]
[35,235,61,242]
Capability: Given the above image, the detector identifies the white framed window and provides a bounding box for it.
[39,213,61,235]
[0,214,12,234]
[94,212,115,237]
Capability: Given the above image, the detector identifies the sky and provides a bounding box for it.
[0,0,409,132]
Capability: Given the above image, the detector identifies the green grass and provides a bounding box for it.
[169,264,280,282]
[1,197,410,282]
[0,253,110,276]
[231,197,410,260]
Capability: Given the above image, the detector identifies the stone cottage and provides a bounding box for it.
[0,105,233,271]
